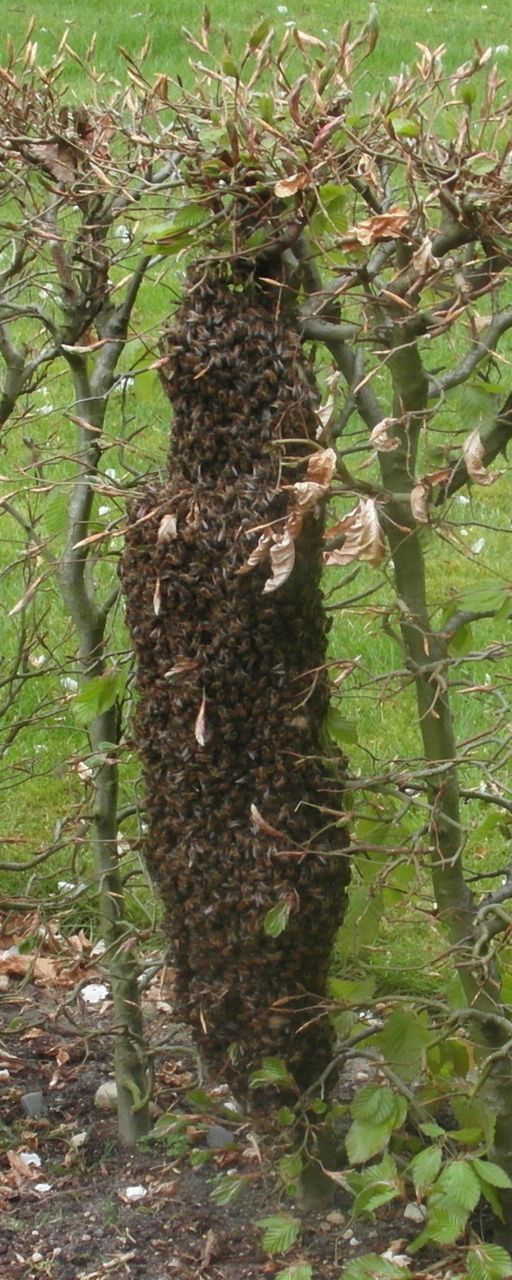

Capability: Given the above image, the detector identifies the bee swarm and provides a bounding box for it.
[121,270,349,1102]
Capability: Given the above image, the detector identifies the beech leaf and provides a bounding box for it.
[342,208,410,249]
[462,428,497,486]
[370,418,401,452]
[306,447,337,483]
[324,498,385,568]
[274,173,310,198]
[410,481,430,524]
[194,692,207,747]
[263,528,296,593]
[157,513,178,544]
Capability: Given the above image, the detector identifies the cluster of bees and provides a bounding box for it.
[121,269,349,1103]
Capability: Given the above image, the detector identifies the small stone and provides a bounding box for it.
[81,982,109,1005]
[34,1182,52,1194]
[21,1092,47,1118]
[206,1124,235,1149]
[122,1184,148,1201]
[326,1210,345,1225]
[404,1202,427,1223]
[19,1151,42,1168]
[94,1081,118,1110]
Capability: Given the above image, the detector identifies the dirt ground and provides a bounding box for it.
[0,914,437,1280]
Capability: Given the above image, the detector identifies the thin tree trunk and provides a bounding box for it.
[59,356,150,1145]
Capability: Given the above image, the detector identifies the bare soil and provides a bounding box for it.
[0,916,429,1280]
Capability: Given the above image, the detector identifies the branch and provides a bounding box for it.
[428,310,512,398]
[434,389,512,503]
[0,323,26,425]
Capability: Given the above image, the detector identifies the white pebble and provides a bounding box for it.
[404,1202,427,1222]
[81,982,109,1005]
[94,1081,118,1110]
[19,1152,42,1168]
[124,1184,148,1200]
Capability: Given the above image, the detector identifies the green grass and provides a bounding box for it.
[10,0,512,89]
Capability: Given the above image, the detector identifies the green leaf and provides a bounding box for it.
[328,975,376,1003]
[389,114,420,138]
[448,622,473,656]
[258,93,274,123]
[325,708,359,744]
[222,55,240,78]
[353,1179,400,1216]
[264,900,291,937]
[461,83,477,108]
[377,1008,431,1082]
[409,1145,443,1195]
[352,1085,397,1126]
[171,203,210,231]
[210,1174,248,1205]
[258,1215,300,1256]
[434,1160,481,1213]
[275,1267,312,1280]
[72,669,125,726]
[338,887,384,956]
[346,1116,397,1165]
[278,1152,303,1183]
[419,1121,445,1139]
[189,1148,212,1167]
[277,1106,296,1127]
[43,490,69,541]
[249,1057,294,1090]
[467,1244,512,1280]
[477,1177,505,1223]
[248,18,271,48]
[471,1158,512,1189]
[409,1201,469,1250]
[341,1254,412,1280]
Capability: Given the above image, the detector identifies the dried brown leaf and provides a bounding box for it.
[7,1151,40,1182]
[194,692,207,747]
[238,531,273,574]
[8,575,44,617]
[290,480,327,514]
[306,447,337,484]
[263,527,296,593]
[157,513,178,544]
[369,418,401,452]
[412,235,440,275]
[410,481,430,524]
[153,577,162,616]
[462,428,497,486]
[250,804,284,839]
[274,172,310,198]
[163,659,201,681]
[342,207,410,249]
[324,498,386,567]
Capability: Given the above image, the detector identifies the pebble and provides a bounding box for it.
[94,1081,118,1110]
[404,1202,427,1222]
[206,1124,235,1149]
[21,1092,47,1118]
